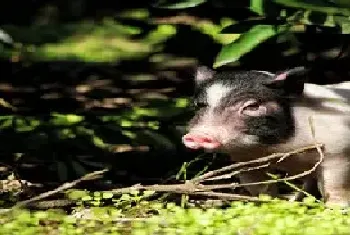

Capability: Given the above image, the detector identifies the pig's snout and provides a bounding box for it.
[182,133,221,150]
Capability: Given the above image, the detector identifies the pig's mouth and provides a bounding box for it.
[182,133,222,150]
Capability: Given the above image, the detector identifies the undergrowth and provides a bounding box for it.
[1,193,350,235]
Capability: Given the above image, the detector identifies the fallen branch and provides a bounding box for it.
[104,143,324,202]
[108,183,260,201]
[2,143,324,215]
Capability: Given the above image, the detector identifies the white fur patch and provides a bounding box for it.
[206,83,232,107]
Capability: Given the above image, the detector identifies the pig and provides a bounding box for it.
[182,66,350,207]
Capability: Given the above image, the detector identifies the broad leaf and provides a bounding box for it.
[250,0,265,16]
[221,18,286,34]
[214,25,283,68]
[152,0,207,9]
[250,0,284,19]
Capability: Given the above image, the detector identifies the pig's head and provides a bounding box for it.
[182,66,306,153]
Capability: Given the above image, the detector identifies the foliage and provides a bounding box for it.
[1,195,350,235]
[0,19,176,62]
[0,9,201,184]
[153,0,350,68]
[0,9,236,62]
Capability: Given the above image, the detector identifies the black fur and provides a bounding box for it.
[244,104,295,144]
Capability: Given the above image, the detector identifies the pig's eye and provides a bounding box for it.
[240,100,267,116]
[244,103,260,111]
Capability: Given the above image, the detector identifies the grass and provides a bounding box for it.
[1,195,350,235]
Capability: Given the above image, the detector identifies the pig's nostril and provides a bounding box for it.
[183,135,214,143]
[183,134,221,149]
[183,134,216,142]
[201,137,214,143]
[183,136,195,142]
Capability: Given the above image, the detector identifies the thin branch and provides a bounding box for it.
[234,118,326,188]
[108,183,260,202]
[201,163,271,182]
[190,191,260,201]
[110,182,208,194]
[191,143,324,183]
[236,148,324,187]
[14,169,109,208]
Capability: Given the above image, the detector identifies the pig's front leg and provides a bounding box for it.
[238,170,278,197]
[319,154,350,207]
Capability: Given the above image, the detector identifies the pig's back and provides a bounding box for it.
[303,82,350,113]
[288,82,350,154]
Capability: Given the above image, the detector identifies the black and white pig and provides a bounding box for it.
[182,66,350,207]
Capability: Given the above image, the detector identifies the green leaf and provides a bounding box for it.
[102,192,114,199]
[51,113,84,125]
[153,0,206,9]
[221,18,286,34]
[273,0,350,16]
[214,25,282,68]
[66,190,89,200]
[250,0,265,16]
[340,23,350,34]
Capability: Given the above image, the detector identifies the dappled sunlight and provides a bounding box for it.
[1,1,350,234]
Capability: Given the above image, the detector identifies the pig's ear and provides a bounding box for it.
[263,71,289,89]
[195,66,215,85]
[264,66,308,90]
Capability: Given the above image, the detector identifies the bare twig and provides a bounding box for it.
[236,150,324,187]
[106,143,324,198]
[14,168,108,208]
[235,117,325,188]
[201,163,271,182]
[191,143,324,183]
[99,143,325,204]
[108,183,260,202]
[190,191,260,201]
[110,182,207,194]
